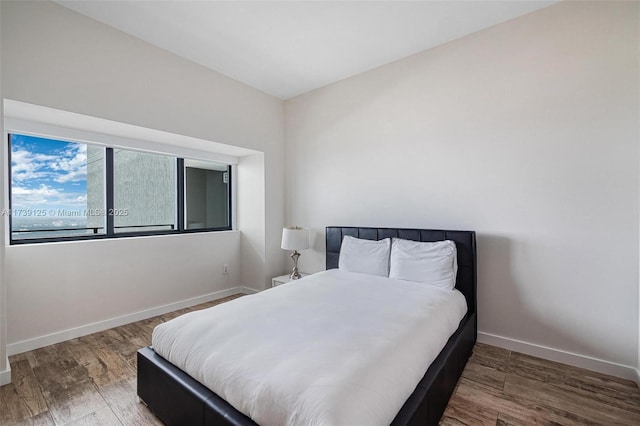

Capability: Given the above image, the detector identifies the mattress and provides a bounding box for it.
[152,269,467,426]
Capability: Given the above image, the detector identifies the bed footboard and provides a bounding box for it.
[137,347,253,426]
[393,312,476,425]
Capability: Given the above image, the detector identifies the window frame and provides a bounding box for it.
[7,133,233,245]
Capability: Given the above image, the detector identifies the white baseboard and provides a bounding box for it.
[478,331,638,383]
[634,368,640,388]
[0,358,11,386]
[7,286,256,356]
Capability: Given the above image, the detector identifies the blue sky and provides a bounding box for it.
[11,134,90,215]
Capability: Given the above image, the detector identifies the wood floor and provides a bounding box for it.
[1,296,639,426]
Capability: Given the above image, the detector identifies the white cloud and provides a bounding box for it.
[11,149,58,182]
[12,143,88,183]
[12,184,87,208]
[51,144,88,183]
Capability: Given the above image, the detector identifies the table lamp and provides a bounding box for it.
[281,226,310,280]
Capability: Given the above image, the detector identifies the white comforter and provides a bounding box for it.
[152,269,467,426]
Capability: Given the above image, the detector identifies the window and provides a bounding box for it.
[185,160,230,230]
[8,133,232,244]
[9,134,106,240]
[113,149,177,233]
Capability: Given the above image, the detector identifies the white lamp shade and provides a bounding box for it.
[281,227,310,250]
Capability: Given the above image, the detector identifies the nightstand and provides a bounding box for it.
[272,273,309,287]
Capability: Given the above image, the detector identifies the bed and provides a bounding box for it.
[137,226,477,425]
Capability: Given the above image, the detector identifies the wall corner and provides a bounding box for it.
[0,358,10,386]
[0,0,9,385]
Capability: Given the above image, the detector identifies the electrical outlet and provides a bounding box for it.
[223,264,229,275]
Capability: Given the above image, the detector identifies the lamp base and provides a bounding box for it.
[289,250,302,280]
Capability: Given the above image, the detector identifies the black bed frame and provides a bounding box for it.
[137,226,477,426]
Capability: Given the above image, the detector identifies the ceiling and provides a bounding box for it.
[56,1,558,100]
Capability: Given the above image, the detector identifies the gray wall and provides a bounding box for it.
[186,167,229,229]
[206,170,228,227]
[186,168,206,228]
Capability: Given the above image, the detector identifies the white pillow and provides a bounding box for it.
[389,238,458,289]
[338,236,391,277]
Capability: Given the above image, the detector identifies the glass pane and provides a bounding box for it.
[113,149,176,233]
[185,160,230,230]
[86,146,105,233]
[10,134,105,240]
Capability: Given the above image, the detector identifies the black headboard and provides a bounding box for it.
[326,227,477,314]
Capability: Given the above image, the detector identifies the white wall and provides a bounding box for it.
[285,1,640,374]
[237,154,267,292]
[6,232,240,351]
[0,1,8,386]
[637,0,640,380]
[1,0,285,352]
